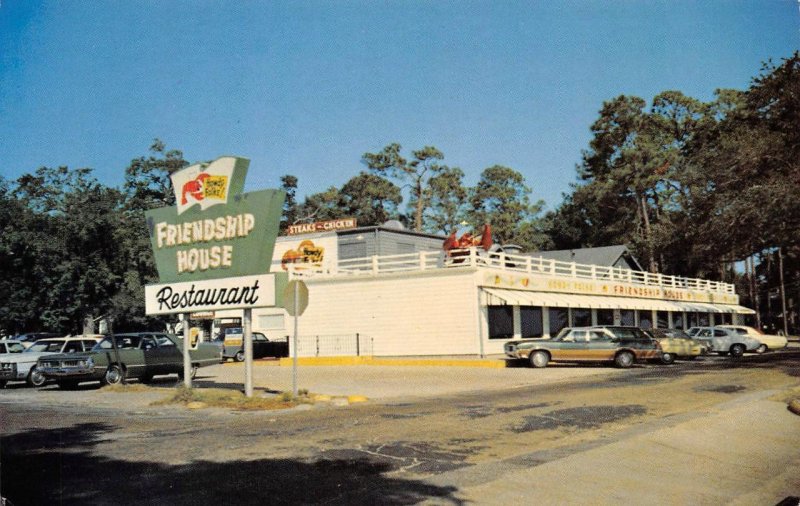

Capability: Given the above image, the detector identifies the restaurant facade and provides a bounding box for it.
[216,222,754,357]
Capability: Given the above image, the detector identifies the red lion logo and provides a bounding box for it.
[181,173,211,205]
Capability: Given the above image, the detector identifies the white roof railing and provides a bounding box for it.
[286,247,736,295]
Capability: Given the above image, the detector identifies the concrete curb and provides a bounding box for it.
[276,356,509,368]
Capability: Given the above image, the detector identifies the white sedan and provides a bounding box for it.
[717,325,788,353]
[0,336,102,387]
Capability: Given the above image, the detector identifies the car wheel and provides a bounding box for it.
[729,344,745,358]
[614,351,635,368]
[27,366,47,387]
[102,365,125,386]
[178,365,199,380]
[660,352,675,365]
[755,344,767,354]
[529,350,549,368]
[234,350,245,362]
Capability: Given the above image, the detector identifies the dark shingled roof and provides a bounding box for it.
[530,245,643,271]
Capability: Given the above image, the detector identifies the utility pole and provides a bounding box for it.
[778,248,788,336]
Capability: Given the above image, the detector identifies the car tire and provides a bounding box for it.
[529,350,549,368]
[178,364,199,380]
[660,352,675,365]
[102,365,125,386]
[0,380,6,389]
[234,350,245,362]
[27,366,46,387]
[614,351,635,368]
[755,344,767,354]
[729,344,745,358]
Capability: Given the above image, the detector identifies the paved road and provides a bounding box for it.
[1,351,799,505]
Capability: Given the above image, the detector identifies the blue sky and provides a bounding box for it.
[1,1,798,211]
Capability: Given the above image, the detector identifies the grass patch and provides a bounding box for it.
[101,383,155,393]
[152,386,315,411]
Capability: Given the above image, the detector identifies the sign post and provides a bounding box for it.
[183,313,191,388]
[283,280,309,397]
[243,308,253,397]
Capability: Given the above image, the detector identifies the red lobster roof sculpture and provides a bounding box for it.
[443,224,492,255]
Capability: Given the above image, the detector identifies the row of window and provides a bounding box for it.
[487,306,734,340]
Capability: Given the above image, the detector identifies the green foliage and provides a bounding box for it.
[466,165,546,250]
[363,143,452,231]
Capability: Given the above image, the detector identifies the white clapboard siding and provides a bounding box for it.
[297,269,480,356]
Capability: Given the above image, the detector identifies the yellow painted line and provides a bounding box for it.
[276,356,509,368]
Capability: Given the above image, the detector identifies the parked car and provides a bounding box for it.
[0,336,103,388]
[685,327,761,357]
[716,325,788,353]
[504,326,661,368]
[37,332,223,388]
[643,328,708,364]
[4,332,60,349]
[215,328,289,361]
[0,340,25,356]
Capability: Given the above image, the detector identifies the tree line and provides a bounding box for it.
[1,53,797,335]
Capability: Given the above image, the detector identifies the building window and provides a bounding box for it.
[572,308,591,327]
[717,313,732,325]
[549,308,568,336]
[638,310,652,329]
[488,306,514,339]
[699,312,710,326]
[688,312,700,328]
[672,312,685,329]
[656,311,669,329]
[620,309,635,326]
[520,306,543,338]
[597,309,614,325]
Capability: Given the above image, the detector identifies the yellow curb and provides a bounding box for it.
[277,356,507,368]
[222,360,281,366]
[347,395,369,403]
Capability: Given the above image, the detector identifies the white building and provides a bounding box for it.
[217,224,753,357]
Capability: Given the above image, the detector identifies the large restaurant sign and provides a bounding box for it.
[144,156,287,315]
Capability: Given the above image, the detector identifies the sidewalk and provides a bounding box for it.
[452,389,800,505]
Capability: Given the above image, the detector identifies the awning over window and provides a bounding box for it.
[481,288,755,314]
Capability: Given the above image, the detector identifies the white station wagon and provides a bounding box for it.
[0,336,102,387]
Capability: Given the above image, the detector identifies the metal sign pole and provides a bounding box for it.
[182,313,191,388]
[292,281,299,397]
[244,308,253,397]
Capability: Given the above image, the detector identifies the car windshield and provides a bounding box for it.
[665,329,690,339]
[26,341,65,353]
[607,327,648,340]
[554,328,572,340]
[96,335,143,350]
[157,336,175,347]
[2,342,25,353]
